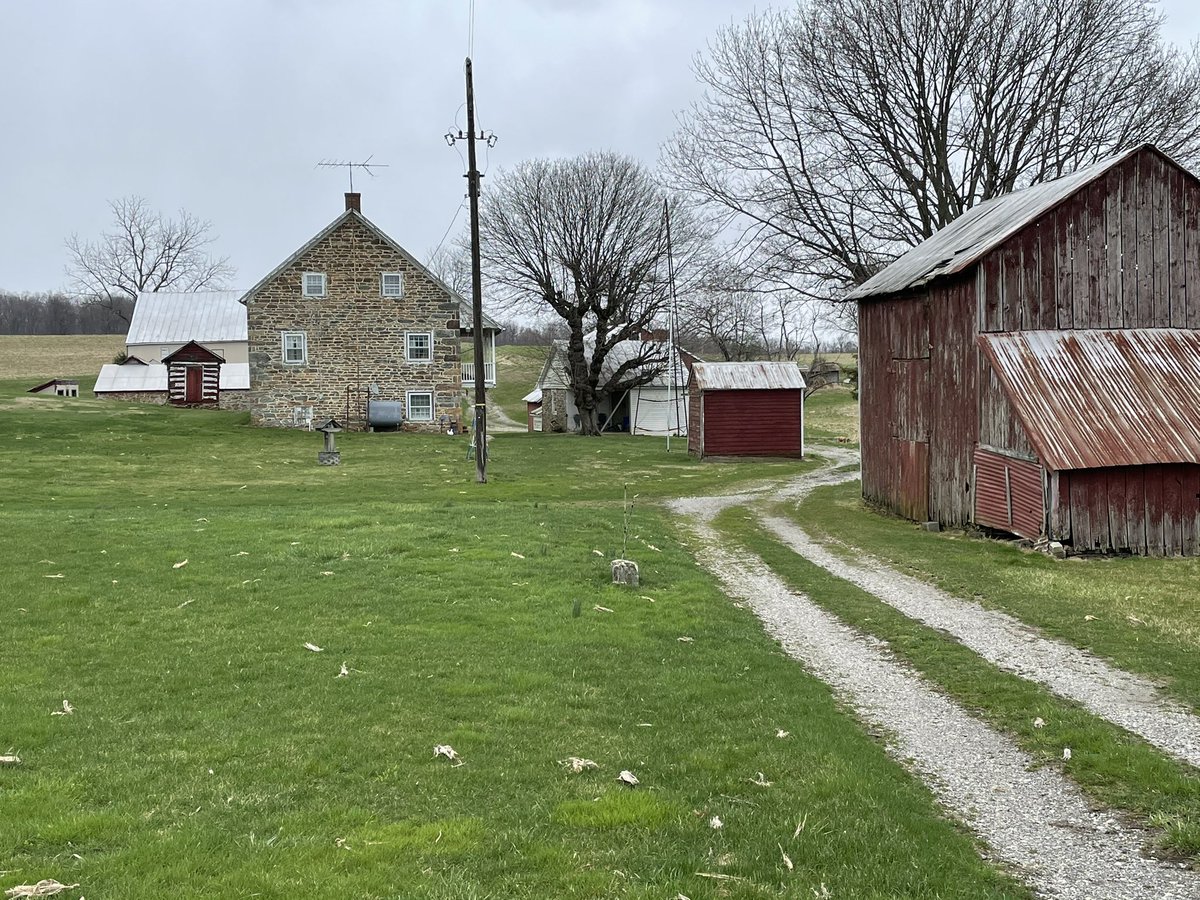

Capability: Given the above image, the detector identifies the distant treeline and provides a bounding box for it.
[494,320,567,347]
[0,292,132,334]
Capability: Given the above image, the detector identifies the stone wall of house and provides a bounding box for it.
[245,213,461,432]
[95,390,168,405]
[541,389,570,432]
[218,390,251,411]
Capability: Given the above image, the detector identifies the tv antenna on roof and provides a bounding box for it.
[316,155,390,192]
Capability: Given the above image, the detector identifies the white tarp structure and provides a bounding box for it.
[534,337,690,436]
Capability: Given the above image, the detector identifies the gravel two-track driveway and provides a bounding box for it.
[669,454,1200,900]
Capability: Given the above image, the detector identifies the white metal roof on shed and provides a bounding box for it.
[126,291,247,345]
[692,361,806,391]
[522,388,542,403]
[846,145,1167,300]
[94,362,250,393]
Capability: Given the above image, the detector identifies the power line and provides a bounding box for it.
[429,202,467,260]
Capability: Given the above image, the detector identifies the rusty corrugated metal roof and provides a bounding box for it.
[979,329,1200,470]
[692,361,807,392]
[847,145,1175,301]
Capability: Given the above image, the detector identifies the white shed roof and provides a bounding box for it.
[692,361,807,391]
[126,291,247,345]
[94,362,249,393]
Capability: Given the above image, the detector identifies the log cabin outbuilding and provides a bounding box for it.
[687,361,806,459]
[849,143,1200,556]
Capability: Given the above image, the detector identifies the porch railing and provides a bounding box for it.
[461,361,496,386]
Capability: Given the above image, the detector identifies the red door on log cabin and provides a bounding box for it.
[185,366,203,403]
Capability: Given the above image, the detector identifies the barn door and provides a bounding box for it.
[892,358,930,521]
[185,366,203,403]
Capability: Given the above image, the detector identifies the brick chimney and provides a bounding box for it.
[345,192,361,212]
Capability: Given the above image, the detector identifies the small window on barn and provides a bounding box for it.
[406,331,432,362]
[407,391,433,422]
[160,346,170,361]
[381,272,404,298]
[282,331,308,365]
[302,272,327,298]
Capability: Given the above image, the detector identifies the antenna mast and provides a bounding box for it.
[316,155,390,192]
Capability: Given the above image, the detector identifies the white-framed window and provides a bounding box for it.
[381,272,404,298]
[302,272,327,298]
[159,346,170,361]
[282,331,308,365]
[406,391,434,422]
[405,331,432,362]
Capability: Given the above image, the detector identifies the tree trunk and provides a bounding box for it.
[576,399,601,436]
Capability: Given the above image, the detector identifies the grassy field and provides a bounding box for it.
[797,483,1200,715]
[0,386,1026,898]
[717,506,1200,857]
[0,334,124,382]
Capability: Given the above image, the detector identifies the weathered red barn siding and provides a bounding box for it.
[1054,464,1200,556]
[975,150,1200,334]
[859,278,978,525]
[859,147,1200,551]
[700,390,803,457]
[687,378,703,456]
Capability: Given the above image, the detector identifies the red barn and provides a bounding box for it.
[688,361,806,459]
[849,144,1200,555]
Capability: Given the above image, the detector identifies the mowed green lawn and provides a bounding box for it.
[0,385,1024,899]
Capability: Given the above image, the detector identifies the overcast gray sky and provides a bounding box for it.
[2,0,1198,295]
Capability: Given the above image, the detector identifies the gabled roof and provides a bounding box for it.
[239,206,502,332]
[536,338,691,392]
[692,361,807,391]
[848,144,1193,300]
[28,379,78,393]
[162,340,226,364]
[979,329,1200,470]
[126,291,247,345]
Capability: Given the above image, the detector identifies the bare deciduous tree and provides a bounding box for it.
[65,196,235,322]
[477,152,706,434]
[667,0,1200,298]
[425,244,472,297]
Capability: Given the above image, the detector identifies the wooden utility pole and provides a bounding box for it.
[465,57,488,483]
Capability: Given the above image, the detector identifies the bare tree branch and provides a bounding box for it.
[65,196,236,322]
[666,0,1200,299]
[477,152,709,435]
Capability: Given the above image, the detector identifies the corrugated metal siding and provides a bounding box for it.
[979,329,1200,470]
[974,447,1045,539]
[1054,464,1200,556]
[701,390,803,457]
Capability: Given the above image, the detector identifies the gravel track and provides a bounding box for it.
[759,511,1200,769]
[668,459,1200,899]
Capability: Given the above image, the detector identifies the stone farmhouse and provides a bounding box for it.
[95,192,500,430]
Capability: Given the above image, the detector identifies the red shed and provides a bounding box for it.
[848,144,1200,555]
[162,341,224,406]
[688,361,806,459]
